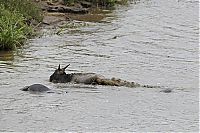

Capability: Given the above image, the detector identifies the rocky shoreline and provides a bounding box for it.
[34,0,119,27]
[40,0,92,13]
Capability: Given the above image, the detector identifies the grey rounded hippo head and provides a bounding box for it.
[21,84,50,92]
[49,64,72,83]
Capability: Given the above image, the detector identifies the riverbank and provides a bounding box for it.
[0,0,128,51]
[36,0,128,29]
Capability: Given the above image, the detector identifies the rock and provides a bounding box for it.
[80,1,92,8]
[46,5,89,14]
[42,14,67,25]
[47,1,54,5]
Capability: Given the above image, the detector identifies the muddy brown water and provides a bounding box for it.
[0,0,199,132]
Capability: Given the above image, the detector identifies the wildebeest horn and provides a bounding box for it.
[63,64,70,70]
[58,64,61,70]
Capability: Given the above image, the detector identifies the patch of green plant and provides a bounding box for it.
[0,0,43,51]
[0,5,33,50]
[63,0,75,5]
[0,0,43,23]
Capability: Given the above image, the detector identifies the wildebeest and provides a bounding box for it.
[49,64,143,88]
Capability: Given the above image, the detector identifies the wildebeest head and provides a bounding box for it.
[49,64,71,83]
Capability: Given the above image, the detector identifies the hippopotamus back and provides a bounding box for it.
[21,84,50,92]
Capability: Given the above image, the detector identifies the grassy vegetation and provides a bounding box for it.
[0,6,31,50]
[0,0,43,22]
[0,0,128,50]
[0,0,43,51]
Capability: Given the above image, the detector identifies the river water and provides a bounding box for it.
[0,0,199,132]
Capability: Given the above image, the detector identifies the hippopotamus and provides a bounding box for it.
[21,84,68,93]
[50,64,143,88]
[21,84,50,92]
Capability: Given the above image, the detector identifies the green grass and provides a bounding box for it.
[0,0,43,22]
[0,0,43,51]
[0,5,33,50]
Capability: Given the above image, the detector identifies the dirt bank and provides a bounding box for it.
[34,0,113,28]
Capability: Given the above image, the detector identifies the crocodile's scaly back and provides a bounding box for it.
[94,78,141,87]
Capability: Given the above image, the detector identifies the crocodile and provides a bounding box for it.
[49,64,159,88]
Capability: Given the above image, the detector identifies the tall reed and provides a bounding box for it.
[0,0,43,22]
[0,5,33,50]
[0,0,43,50]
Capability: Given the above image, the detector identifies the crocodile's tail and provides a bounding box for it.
[95,77,160,88]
